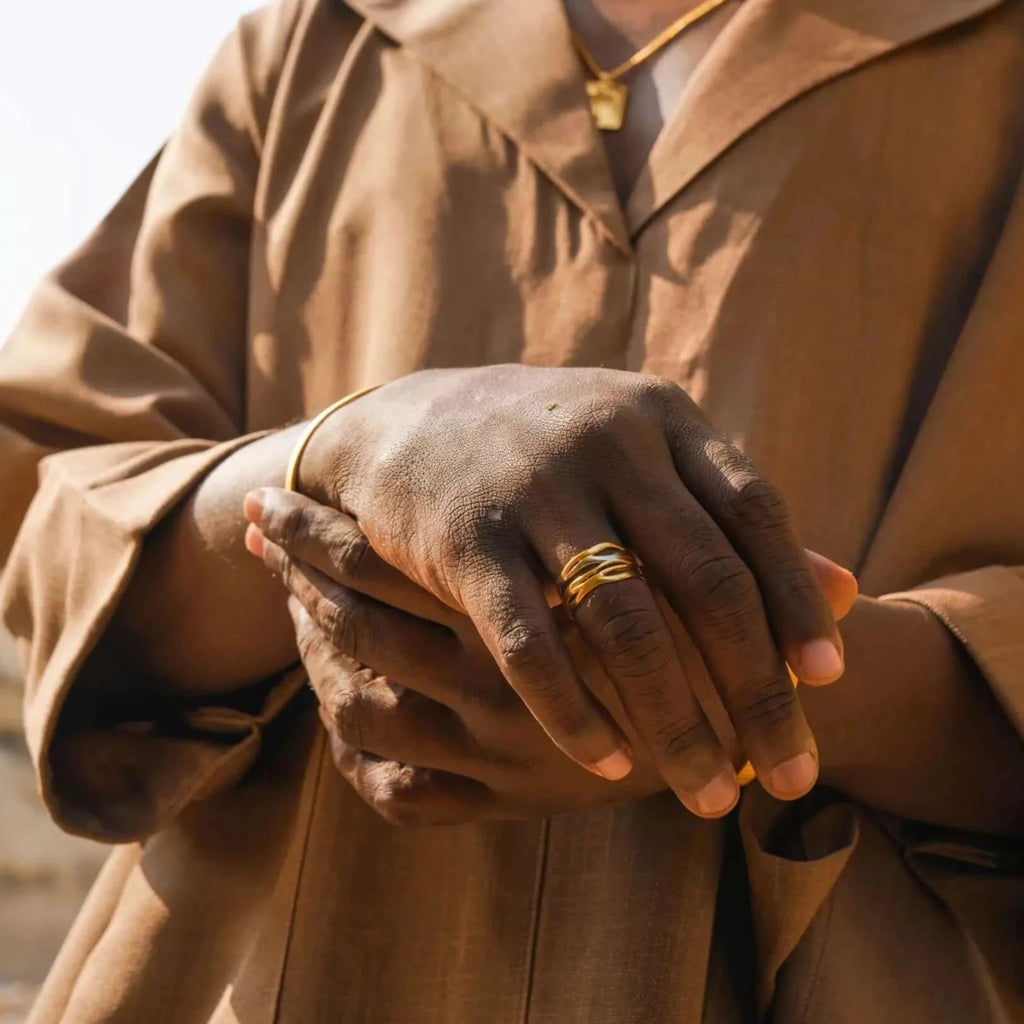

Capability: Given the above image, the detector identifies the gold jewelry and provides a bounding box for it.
[571,0,732,131]
[558,541,644,612]
[557,538,797,790]
[284,384,382,494]
[736,664,799,786]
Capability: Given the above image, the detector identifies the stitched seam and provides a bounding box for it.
[270,725,329,1024]
[519,817,551,1024]
[797,886,838,1024]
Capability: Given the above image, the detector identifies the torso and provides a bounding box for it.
[23,1,1024,1022]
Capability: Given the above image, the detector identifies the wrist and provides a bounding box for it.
[292,385,382,506]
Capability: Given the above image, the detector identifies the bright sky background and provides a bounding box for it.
[0,0,258,341]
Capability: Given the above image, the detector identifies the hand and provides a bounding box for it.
[245,495,858,820]
[245,365,856,815]
[284,593,664,826]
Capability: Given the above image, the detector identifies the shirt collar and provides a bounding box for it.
[345,0,1008,249]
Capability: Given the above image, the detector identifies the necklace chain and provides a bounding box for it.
[572,0,732,82]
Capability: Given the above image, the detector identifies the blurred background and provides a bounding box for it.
[0,1,255,1018]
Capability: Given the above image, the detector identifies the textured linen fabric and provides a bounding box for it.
[1,0,1023,1020]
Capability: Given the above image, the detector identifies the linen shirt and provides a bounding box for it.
[1,0,1023,1021]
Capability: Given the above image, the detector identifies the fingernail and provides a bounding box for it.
[798,639,843,683]
[767,752,818,798]
[317,704,332,729]
[244,522,265,558]
[588,747,633,781]
[693,769,740,817]
[243,489,266,524]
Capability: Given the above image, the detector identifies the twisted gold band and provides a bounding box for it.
[557,541,644,612]
[557,542,799,790]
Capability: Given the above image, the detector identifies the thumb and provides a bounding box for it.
[806,550,859,621]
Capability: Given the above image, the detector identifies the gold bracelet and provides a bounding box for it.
[736,664,799,787]
[284,384,382,494]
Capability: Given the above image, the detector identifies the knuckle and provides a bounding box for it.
[277,552,299,591]
[329,689,374,748]
[372,768,438,827]
[725,473,791,533]
[327,525,372,581]
[574,402,654,458]
[735,675,797,727]
[545,703,595,744]
[633,373,680,409]
[597,606,668,673]
[324,594,364,658]
[496,621,557,681]
[653,716,711,763]
[495,627,591,739]
[274,502,309,550]
[686,554,759,635]
[441,502,513,579]
[576,400,632,438]
[777,564,823,605]
[449,491,510,543]
[349,664,382,691]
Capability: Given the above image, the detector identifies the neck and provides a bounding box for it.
[565,0,701,44]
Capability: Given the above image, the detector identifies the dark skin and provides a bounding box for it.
[113,362,850,817]
[99,1,1024,834]
[246,495,1024,836]
[246,495,856,824]
[253,365,850,816]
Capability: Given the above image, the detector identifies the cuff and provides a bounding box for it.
[882,564,1024,743]
[1,432,305,842]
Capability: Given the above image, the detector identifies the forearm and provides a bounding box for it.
[99,426,306,698]
[805,595,1024,836]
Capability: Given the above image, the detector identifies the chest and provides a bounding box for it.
[250,13,1021,396]
[244,3,1023,561]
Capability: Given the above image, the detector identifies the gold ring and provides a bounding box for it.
[557,541,644,612]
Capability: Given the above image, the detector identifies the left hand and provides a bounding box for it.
[245,497,666,824]
[284,594,664,825]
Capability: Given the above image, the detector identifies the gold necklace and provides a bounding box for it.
[571,0,732,131]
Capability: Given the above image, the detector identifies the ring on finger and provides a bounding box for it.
[557,541,644,612]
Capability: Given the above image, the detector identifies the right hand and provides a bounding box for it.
[246,365,857,816]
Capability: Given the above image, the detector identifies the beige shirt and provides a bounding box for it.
[1,0,1023,1021]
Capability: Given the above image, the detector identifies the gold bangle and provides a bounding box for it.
[284,384,382,494]
[736,664,799,787]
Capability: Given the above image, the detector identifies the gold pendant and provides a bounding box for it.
[584,77,628,131]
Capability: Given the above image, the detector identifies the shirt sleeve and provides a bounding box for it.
[882,565,1024,750]
[0,0,307,842]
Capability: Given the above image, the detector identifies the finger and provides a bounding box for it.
[259,537,468,707]
[662,411,843,685]
[244,487,459,627]
[315,662,486,777]
[289,595,347,707]
[326,737,493,827]
[459,550,633,781]
[293,601,497,777]
[806,550,858,621]
[611,476,818,800]
[529,517,739,818]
